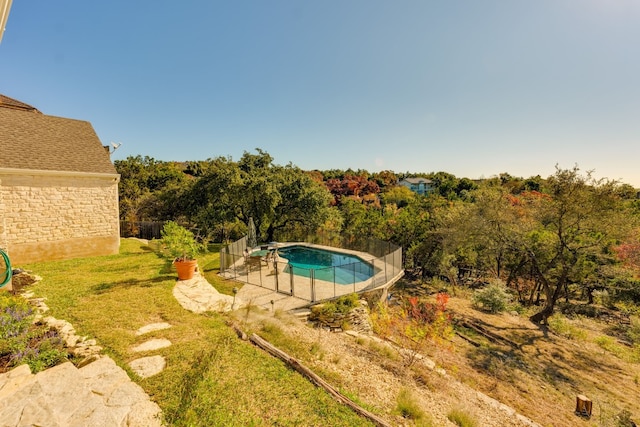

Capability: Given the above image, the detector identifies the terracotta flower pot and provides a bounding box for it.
[174,259,198,280]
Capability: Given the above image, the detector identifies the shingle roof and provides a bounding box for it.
[401,177,433,184]
[0,98,117,175]
[0,94,41,113]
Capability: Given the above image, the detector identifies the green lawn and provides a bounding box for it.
[23,238,375,427]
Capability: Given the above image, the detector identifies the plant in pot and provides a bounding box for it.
[160,221,206,280]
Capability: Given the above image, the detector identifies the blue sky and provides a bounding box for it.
[2,1,639,186]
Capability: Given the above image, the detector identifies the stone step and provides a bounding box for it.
[291,309,312,320]
[0,357,162,427]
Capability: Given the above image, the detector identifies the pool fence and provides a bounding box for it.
[219,235,403,303]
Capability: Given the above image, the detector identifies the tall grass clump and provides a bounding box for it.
[395,387,431,425]
[447,407,477,427]
[627,316,640,344]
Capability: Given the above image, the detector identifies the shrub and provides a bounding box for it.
[627,316,640,344]
[309,293,360,323]
[472,280,512,314]
[0,294,33,339]
[160,221,205,261]
[371,293,453,367]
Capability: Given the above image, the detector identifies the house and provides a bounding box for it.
[398,177,434,195]
[0,94,120,264]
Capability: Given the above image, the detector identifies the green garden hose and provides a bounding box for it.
[0,249,11,288]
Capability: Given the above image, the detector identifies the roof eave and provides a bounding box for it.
[0,167,120,182]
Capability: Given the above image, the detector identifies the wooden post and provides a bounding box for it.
[575,395,592,417]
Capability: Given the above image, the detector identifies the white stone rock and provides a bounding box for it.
[131,338,172,353]
[0,364,34,400]
[129,356,167,379]
[135,322,172,336]
[125,398,164,427]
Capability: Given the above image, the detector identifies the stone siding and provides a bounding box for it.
[0,172,120,264]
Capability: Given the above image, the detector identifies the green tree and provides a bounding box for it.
[525,167,630,323]
[187,149,333,242]
[339,198,386,241]
[265,164,334,241]
[381,185,415,208]
[115,155,191,222]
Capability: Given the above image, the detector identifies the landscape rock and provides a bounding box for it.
[0,359,162,427]
[136,322,172,336]
[129,356,167,379]
[131,338,172,353]
[347,300,373,334]
[39,315,103,359]
[173,273,240,313]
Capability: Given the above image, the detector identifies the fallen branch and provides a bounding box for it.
[455,330,482,347]
[249,333,392,427]
[454,317,519,348]
[231,322,248,340]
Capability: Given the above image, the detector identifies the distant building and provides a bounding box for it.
[398,177,434,195]
[0,94,120,264]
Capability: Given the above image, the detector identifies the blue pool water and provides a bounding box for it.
[277,245,375,285]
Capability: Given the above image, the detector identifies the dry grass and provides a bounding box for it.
[438,296,640,426]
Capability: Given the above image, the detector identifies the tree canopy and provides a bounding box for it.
[116,153,640,319]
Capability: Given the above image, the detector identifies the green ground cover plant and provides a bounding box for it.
[22,238,375,427]
[0,293,67,373]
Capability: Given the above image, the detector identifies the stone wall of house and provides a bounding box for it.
[0,172,120,264]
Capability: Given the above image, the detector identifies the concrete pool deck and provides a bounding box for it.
[173,271,312,313]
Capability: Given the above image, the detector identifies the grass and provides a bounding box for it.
[395,387,430,424]
[447,407,477,427]
[21,238,376,427]
[547,315,588,341]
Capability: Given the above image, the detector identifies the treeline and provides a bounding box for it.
[115,149,640,322]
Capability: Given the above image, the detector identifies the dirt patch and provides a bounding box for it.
[439,296,640,426]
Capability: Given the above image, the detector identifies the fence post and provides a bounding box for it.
[333,274,336,299]
[311,270,315,302]
[353,266,356,294]
[274,261,279,292]
[290,267,294,296]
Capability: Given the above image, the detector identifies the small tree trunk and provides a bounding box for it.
[266,224,275,243]
[530,280,564,325]
[529,304,554,324]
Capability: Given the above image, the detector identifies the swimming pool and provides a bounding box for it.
[277,245,375,285]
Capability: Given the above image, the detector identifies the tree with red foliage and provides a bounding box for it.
[371,293,453,367]
[615,233,640,275]
[325,174,380,205]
